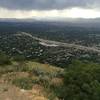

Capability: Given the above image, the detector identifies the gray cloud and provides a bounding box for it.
[0,0,99,10]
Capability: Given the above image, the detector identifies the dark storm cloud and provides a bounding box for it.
[0,0,99,10]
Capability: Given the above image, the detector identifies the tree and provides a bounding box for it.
[0,52,11,65]
[62,60,100,100]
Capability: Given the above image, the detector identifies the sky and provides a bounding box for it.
[0,0,100,19]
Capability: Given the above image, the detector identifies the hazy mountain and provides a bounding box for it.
[0,18,100,28]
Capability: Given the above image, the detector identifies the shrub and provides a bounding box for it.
[38,75,50,88]
[12,77,33,90]
[13,55,25,62]
[0,52,11,65]
[61,60,100,100]
[14,62,30,72]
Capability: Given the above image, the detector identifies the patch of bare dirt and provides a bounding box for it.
[0,84,31,100]
[0,83,48,100]
[25,85,48,100]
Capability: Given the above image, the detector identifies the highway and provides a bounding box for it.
[21,32,100,54]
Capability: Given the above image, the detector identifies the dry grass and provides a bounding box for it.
[26,61,63,75]
[0,61,64,100]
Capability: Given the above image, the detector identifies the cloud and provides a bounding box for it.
[1,7,100,19]
[0,0,99,10]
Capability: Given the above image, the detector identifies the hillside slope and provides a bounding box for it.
[0,61,63,100]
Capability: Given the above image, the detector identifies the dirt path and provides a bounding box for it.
[0,83,48,100]
[0,73,48,100]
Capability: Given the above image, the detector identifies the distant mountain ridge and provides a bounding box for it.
[0,18,100,22]
[0,18,100,28]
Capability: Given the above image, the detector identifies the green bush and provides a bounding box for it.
[0,52,11,65]
[12,77,33,90]
[14,62,30,72]
[38,75,50,88]
[13,55,25,62]
[60,60,100,100]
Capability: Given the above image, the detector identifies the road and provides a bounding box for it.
[21,32,100,54]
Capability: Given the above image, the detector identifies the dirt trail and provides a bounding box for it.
[0,71,48,100]
[0,83,48,100]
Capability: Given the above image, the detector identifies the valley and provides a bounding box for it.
[0,21,100,100]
